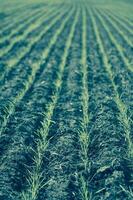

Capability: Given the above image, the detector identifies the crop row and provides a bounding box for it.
[0,3,46,33]
[0,3,66,81]
[0,5,72,138]
[88,8,133,199]
[0,5,76,200]
[0,3,132,200]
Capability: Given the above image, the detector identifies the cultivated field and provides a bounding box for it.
[0,0,133,199]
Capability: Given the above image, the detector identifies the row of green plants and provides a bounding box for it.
[0,4,34,32]
[21,9,79,200]
[90,9,133,198]
[0,5,46,43]
[78,7,91,200]
[0,4,76,199]
[102,9,133,37]
[94,9,132,73]
[98,9,133,64]
[0,8,46,56]
[0,6,73,137]
[0,5,64,80]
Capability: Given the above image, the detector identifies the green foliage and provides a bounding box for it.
[0,0,132,199]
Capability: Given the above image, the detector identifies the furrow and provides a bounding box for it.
[0,1,35,15]
[101,8,133,29]
[0,7,46,45]
[0,5,66,82]
[0,6,71,137]
[0,6,59,58]
[93,9,133,73]
[0,5,29,29]
[0,6,44,35]
[112,5,133,22]
[0,2,62,43]
[0,7,75,199]
[40,11,83,200]
[111,10,133,26]
[98,9,133,48]
[0,5,38,35]
[84,9,133,199]
[103,9,133,37]
[20,8,79,200]
[89,9,133,182]
[0,1,48,28]
[92,8,133,115]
